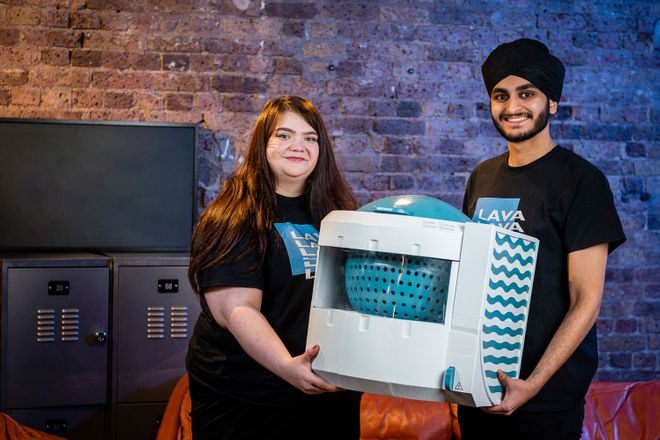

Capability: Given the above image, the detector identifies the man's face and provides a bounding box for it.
[490,75,557,143]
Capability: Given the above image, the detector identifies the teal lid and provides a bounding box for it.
[358,195,471,223]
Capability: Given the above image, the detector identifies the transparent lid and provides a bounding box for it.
[358,195,470,223]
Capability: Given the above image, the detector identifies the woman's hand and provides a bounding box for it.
[204,286,338,394]
[280,344,339,394]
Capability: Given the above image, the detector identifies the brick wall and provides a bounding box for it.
[0,0,658,382]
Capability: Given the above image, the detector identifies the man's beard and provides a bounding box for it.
[492,101,550,143]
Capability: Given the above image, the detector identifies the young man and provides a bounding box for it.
[459,38,626,439]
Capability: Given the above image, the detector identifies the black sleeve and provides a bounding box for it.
[200,235,265,292]
[462,172,474,217]
[563,172,626,254]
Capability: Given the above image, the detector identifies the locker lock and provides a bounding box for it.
[94,330,108,344]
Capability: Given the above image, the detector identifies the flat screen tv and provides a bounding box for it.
[0,119,197,252]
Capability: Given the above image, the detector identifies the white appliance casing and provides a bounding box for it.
[306,210,539,406]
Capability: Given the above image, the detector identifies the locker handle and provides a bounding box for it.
[94,330,108,344]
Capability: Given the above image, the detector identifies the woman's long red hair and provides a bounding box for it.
[188,96,357,294]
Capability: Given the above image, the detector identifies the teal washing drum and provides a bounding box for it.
[343,195,468,323]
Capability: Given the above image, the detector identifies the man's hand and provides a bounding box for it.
[482,370,542,416]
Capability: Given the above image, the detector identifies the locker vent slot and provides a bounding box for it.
[147,306,165,339]
[170,306,189,339]
[36,309,56,343]
[61,308,80,342]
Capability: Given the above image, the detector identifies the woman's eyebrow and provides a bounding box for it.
[275,127,318,135]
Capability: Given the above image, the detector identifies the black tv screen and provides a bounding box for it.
[0,119,197,252]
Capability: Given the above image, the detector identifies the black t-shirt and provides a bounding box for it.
[186,194,321,406]
[462,146,625,411]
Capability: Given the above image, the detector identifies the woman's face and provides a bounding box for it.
[266,111,320,197]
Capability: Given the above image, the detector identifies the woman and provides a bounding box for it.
[186,96,361,439]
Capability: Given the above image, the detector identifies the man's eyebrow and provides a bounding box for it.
[491,83,539,95]
[515,83,538,91]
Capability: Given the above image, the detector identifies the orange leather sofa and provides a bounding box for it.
[156,375,659,440]
[0,413,66,440]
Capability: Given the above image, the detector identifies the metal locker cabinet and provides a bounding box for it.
[109,253,200,440]
[0,254,110,439]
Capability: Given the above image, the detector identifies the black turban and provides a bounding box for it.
[481,38,565,102]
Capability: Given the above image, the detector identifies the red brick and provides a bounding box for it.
[363,174,389,191]
[71,49,102,67]
[72,89,104,108]
[30,67,90,87]
[633,267,659,284]
[129,52,161,71]
[0,47,40,68]
[327,79,386,97]
[632,352,657,369]
[0,89,10,106]
[211,75,267,94]
[84,109,141,121]
[599,335,646,352]
[104,91,133,108]
[309,22,334,38]
[25,0,71,6]
[596,318,614,336]
[189,54,221,72]
[608,352,632,369]
[0,69,28,86]
[220,54,248,73]
[162,54,190,72]
[203,38,259,55]
[5,6,40,25]
[161,14,192,33]
[82,31,132,50]
[328,3,379,21]
[380,6,430,24]
[100,11,130,31]
[146,35,202,52]
[369,100,396,117]
[615,319,639,333]
[91,71,152,89]
[166,93,193,111]
[10,108,83,120]
[41,47,70,66]
[152,72,209,92]
[302,41,346,58]
[390,174,415,190]
[0,28,20,46]
[86,0,135,11]
[265,2,319,19]
[335,153,380,172]
[131,13,159,32]
[142,109,201,125]
[337,60,362,77]
[224,95,262,113]
[247,56,273,74]
[330,116,372,133]
[282,20,304,38]
[375,118,425,135]
[41,88,71,108]
[25,29,82,47]
[274,57,302,75]
[135,91,165,111]
[71,10,101,29]
[102,50,129,69]
[193,94,223,111]
[10,87,40,106]
[41,8,69,27]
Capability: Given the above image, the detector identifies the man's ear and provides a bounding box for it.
[549,99,558,115]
